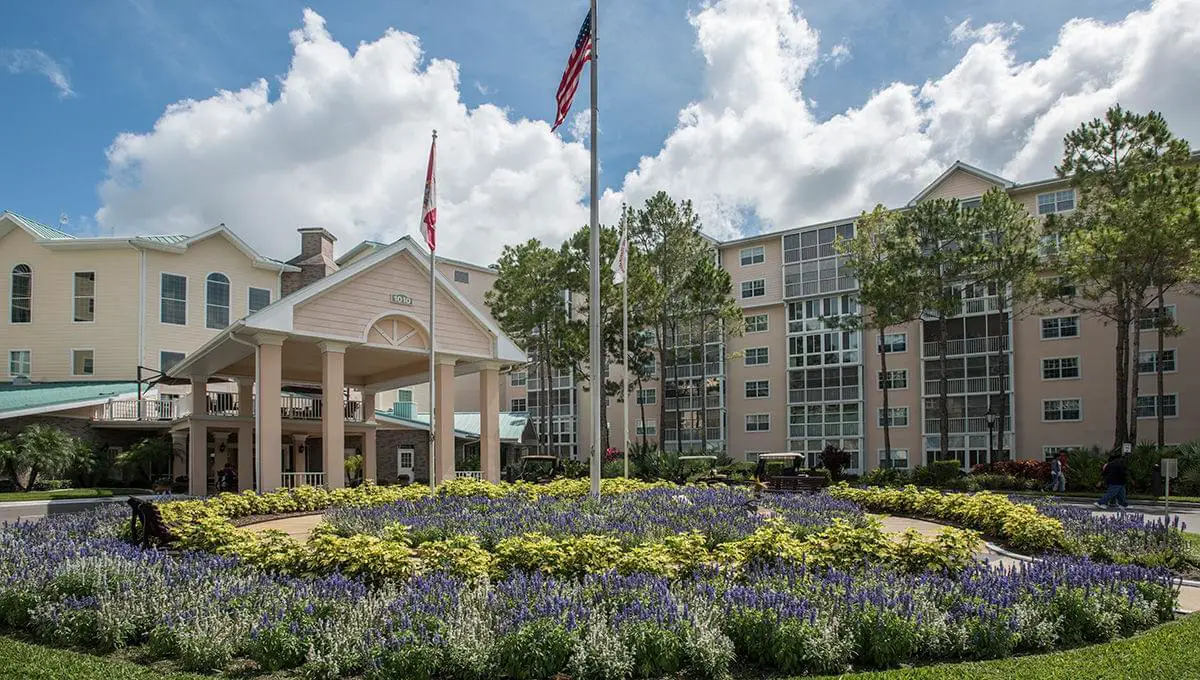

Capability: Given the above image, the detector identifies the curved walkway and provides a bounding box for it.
[244,511,1200,613]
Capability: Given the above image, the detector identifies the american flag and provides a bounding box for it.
[421,133,437,251]
[552,11,592,132]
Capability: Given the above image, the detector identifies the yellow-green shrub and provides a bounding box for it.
[829,484,1065,553]
[414,535,496,579]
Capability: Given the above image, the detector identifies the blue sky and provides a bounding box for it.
[0,0,1186,262]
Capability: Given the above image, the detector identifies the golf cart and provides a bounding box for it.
[754,452,828,493]
[505,454,564,484]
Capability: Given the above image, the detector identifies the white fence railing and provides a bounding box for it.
[281,472,327,488]
[922,376,1009,396]
[95,395,363,422]
[922,335,1009,358]
[94,399,179,422]
[455,471,484,480]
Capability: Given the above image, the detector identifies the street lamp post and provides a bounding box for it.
[985,409,997,465]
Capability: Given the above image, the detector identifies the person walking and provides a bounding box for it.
[1046,452,1068,493]
[1095,450,1129,510]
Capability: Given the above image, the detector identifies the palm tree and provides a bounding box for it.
[8,425,76,491]
[117,437,172,486]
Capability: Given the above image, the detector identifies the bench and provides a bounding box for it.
[127,498,178,548]
[764,474,828,493]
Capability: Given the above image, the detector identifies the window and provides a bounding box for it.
[879,449,909,469]
[510,370,527,387]
[878,407,909,428]
[1037,189,1076,215]
[744,451,764,463]
[745,380,770,398]
[744,347,769,366]
[1041,356,1080,380]
[10,264,31,323]
[397,389,413,402]
[205,273,231,329]
[1138,349,1176,374]
[1138,305,1176,331]
[741,279,766,299]
[636,388,656,405]
[397,447,415,475]
[71,349,94,376]
[73,272,95,322]
[1041,316,1079,339]
[880,333,907,353]
[1043,399,1082,422]
[454,270,470,284]
[1136,394,1178,419]
[1045,276,1075,298]
[739,245,765,266]
[159,351,186,373]
[510,398,527,413]
[745,414,770,432]
[745,313,769,333]
[248,287,272,313]
[636,420,657,437]
[877,369,908,390]
[8,350,31,379]
[160,273,187,325]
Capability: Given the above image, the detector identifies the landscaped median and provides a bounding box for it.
[0,480,1186,678]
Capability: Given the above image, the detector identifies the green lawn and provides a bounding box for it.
[0,488,151,503]
[0,637,208,680]
[1,615,1197,680]
[812,614,1200,680]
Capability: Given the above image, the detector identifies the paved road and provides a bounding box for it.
[0,496,151,524]
[1047,498,1200,534]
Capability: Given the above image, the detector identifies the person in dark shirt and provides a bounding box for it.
[1095,452,1129,510]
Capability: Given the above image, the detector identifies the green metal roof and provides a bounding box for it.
[137,234,190,245]
[2,211,75,240]
[375,410,532,442]
[0,381,140,417]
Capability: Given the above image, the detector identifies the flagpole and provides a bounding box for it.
[587,0,601,500]
[427,129,438,491]
[622,243,629,479]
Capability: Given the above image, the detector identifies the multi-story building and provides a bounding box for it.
[4,156,1197,482]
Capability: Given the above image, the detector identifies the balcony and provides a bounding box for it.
[922,376,1009,396]
[921,335,1009,358]
[92,394,363,424]
[663,395,723,411]
[923,416,994,435]
[662,427,723,444]
[664,362,724,381]
[788,386,861,404]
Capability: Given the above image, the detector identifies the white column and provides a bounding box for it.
[319,341,348,489]
[292,434,308,474]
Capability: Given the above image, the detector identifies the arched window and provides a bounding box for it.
[10,265,31,323]
[205,273,231,329]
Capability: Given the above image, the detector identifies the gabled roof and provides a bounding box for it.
[244,234,526,363]
[908,161,1014,206]
[335,240,387,267]
[0,381,140,419]
[131,224,298,272]
[0,211,75,240]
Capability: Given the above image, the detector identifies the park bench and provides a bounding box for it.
[764,474,828,493]
[127,497,178,548]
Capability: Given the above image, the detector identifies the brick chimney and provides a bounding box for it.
[282,227,339,295]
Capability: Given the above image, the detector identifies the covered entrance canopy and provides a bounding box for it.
[167,235,526,495]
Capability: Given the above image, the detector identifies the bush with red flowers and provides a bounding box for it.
[970,459,1051,481]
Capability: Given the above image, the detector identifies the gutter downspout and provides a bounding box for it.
[137,244,146,381]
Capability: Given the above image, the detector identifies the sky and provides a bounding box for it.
[2,0,1199,265]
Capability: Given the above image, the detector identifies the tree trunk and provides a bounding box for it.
[671,320,683,454]
[1156,284,1166,449]
[637,377,649,451]
[1113,307,1129,451]
[601,359,610,457]
[1129,300,1143,446]
[938,314,950,462]
[879,333,892,469]
[656,325,668,454]
[541,325,551,456]
[700,315,709,453]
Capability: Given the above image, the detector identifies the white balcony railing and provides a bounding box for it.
[922,335,1009,358]
[281,472,326,488]
[455,471,484,480]
[663,395,723,411]
[922,376,1009,396]
[923,416,995,435]
[94,398,180,422]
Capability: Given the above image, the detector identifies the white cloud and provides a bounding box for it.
[615,0,1200,238]
[2,48,74,98]
[97,9,590,264]
[97,0,1200,262]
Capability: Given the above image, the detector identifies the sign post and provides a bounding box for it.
[1162,457,1178,517]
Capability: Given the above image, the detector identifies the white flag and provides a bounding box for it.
[612,227,628,285]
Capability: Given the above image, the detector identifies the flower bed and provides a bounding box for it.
[1027,499,1198,572]
[0,501,1177,679]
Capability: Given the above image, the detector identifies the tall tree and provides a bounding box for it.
[835,205,923,469]
[626,193,711,453]
[1051,105,1196,449]
[905,198,982,462]
[1,425,78,491]
[681,255,743,452]
[486,240,574,454]
[969,188,1041,461]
